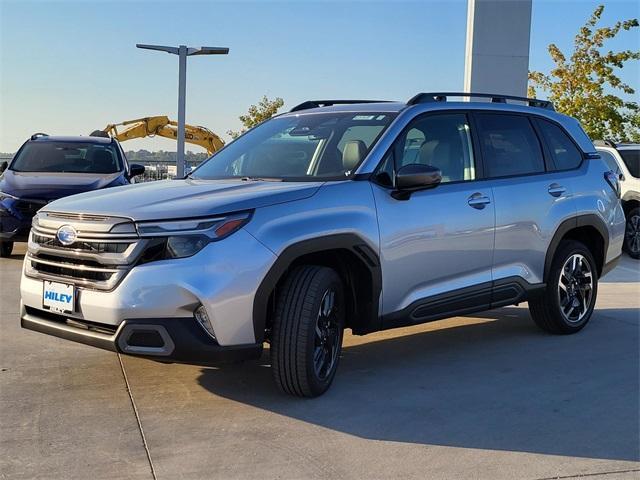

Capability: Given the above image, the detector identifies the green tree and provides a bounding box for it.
[528,5,639,141]
[227,96,284,139]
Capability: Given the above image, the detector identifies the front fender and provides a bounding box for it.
[245,181,381,341]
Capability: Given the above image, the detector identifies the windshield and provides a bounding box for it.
[619,149,640,178]
[191,112,396,181]
[10,142,122,174]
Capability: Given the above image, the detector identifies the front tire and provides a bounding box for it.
[529,240,598,334]
[0,241,13,258]
[624,207,640,259]
[271,265,345,397]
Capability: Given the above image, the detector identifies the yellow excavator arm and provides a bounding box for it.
[99,116,224,155]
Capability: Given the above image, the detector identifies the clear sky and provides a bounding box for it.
[1,0,638,153]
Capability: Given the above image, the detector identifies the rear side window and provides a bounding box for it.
[475,114,544,178]
[536,119,583,170]
[598,150,621,173]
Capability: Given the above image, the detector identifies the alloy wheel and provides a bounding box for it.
[625,214,640,255]
[313,289,340,380]
[557,253,594,323]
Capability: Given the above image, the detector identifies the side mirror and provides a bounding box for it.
[392,163,441,199]
[184,165,194,177]
[129,164,145,177]
[0,161,7,173]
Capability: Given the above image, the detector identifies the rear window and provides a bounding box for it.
[619,149,640,178]
[11,142,122,174]
[476,114,545,178]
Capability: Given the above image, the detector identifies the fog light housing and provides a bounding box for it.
[194,305,216,340]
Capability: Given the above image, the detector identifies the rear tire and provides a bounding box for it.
[623,207,640,259]
[271,265,345,397]
[529,240,598,334]
[0,241,13,258]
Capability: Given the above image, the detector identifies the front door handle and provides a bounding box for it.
[548,183,566,197]
[467,192,491,209]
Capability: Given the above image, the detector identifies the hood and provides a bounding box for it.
[0,170,124,201]
[42,178,323,221]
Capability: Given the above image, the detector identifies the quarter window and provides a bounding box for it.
[536,119,583,170]
[598,150,621,173]
[396,114,476,183]
[476,114,545,178]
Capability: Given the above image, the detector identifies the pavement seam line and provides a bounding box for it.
[532,467,640,480]
[117,353,158,480]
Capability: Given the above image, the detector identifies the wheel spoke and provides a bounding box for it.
[313,347,324,369]
[557,253,595,323]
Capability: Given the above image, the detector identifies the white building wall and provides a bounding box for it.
[464,0,532,97]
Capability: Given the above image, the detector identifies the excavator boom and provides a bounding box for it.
[100,116,224,155]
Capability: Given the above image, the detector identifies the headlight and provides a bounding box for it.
[165,235,210,258]
[0,190,17,214]
[136,212,252,260]
[0,190,18,202]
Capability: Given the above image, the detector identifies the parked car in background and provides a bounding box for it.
[0,133,144,257]
[595,141,640,259]
[19,93,624,397]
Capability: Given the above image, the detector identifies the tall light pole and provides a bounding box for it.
[136,44,229,178]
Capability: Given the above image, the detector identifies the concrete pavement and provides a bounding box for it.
[1,242,638,479]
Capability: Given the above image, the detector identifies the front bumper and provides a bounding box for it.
[21,229,277,346]
[21,303,263,364]
[0,215,31,241]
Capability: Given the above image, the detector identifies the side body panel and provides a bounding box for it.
[568,158,626,265]
[491,168,577,284]
[371,180,496,315]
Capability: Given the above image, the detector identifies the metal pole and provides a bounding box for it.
[176,45,187,178]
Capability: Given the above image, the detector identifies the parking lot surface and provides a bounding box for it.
[1,243,639,480]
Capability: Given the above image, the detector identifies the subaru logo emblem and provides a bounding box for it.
[56,225,77,246]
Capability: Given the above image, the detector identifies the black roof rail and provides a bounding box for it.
[593,139,617,148]
[30,132,49,140]
[407,92,555,111]
[290,100,390,113]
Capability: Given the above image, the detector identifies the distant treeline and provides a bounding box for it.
[0,150,210,163]
[125,150,209,163]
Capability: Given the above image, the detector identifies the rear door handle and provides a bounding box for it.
[467,192,491,209]
[548,183,566,197]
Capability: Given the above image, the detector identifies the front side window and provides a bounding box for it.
[619,149,640,178]
[476,114,545,178]
[10,142,122,174]
[394,113,476,183]
[536,119,582,171]
[191,112,396,181]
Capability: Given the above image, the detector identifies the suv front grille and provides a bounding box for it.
[31,233,131,253]
[25,212,145,291]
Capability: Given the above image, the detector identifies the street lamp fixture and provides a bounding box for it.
[136,44,229,178]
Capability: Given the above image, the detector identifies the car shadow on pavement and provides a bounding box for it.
[198,306,639,462]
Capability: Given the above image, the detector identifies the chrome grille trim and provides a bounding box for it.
[31,225,138,242]
[27,254,122,273]
[26,212,145,291]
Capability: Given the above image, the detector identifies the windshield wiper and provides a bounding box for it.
[240,176,283,182]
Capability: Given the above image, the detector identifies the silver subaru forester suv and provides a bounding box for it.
[20,93,625,397]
